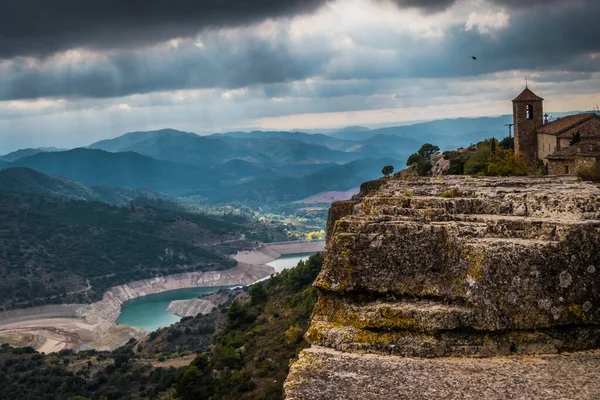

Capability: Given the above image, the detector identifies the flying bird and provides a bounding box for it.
[471,56,477,60]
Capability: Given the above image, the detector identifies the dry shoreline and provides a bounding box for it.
[0,262,275,352]
[0,241,325,353]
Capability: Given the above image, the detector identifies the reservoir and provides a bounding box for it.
[116,252,315,331]
[266,252,316,272]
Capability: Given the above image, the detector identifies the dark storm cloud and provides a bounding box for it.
[387,0,456,12]
[489,0,579,8]
[0,0,328,59]
[0,35,330,100]
[332,0,600,80]
[1,0,599,102]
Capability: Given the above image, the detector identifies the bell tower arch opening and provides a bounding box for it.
[526,104,534,120]
[512,87,544,165]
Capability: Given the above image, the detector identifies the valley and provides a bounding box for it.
[0,240,323,353]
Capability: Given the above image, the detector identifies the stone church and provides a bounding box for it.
[512,87,600,175]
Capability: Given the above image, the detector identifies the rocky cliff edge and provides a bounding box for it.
[285,175,600,399]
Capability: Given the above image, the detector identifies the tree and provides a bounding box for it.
[417,143,440,160]
[406,153,424,166]
[486,149,529,176]
[406,143,439,176]
[464,138,497,175]
[382,165,394,177]
[249,282,268,305]
[570,132,582,145]
[499,136,514,150]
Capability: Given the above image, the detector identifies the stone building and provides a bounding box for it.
[512,87,600,175]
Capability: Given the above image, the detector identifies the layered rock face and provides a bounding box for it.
[308,176,600,357]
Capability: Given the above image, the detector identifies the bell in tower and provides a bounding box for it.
[512,86,544,165]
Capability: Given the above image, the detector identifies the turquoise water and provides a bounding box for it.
[116,253,315,331]
[116,286,232,331]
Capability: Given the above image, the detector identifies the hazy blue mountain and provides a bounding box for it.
[212,157,399,204]
[361,134,423,150]
[89,128,198,152]
[213,130,360,152]
[5,148,214,194]
[0,147,69,162]
[89,128,414,172]
[0,167,165,205]
[89,129,362,169]
[211,159,278,181]
[111,134,240,167]
[323,116,514,148]
[0,148,48,162]
[371,116,512,147]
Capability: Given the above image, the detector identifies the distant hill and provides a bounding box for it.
[88,128,416,171]
[5,148,213,194]
[0,147,67,162]
[323,116,514,148]
[213,130,360,152]
[213,157,399,204]
[0,167,165,205]
[89,128,198,152]
[0,190,288,308]
[211,159,278,181]
[0,148,46,162]
[370,116,513,149]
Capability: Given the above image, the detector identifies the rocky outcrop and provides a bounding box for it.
[167,299,216,317]
[285,175,600,399]
[285,346,600,400]
[431,154,450,176]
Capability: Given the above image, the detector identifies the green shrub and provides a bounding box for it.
[441,189,460,198]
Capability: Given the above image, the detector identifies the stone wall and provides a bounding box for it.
[548,156,597,176]
[537,133,558,161]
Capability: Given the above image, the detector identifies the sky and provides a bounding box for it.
[1,0,600,152]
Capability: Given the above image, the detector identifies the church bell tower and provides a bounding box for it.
[512,86,544,165]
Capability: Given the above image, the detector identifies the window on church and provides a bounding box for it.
[526,104,534,120]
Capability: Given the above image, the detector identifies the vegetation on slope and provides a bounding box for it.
[0,167,166,206]
[7,148,214,195]
[406,138,529,177]
[173,252,323,400]
[213,157,399,204]
[0,191,287,308]
[0,253,324,400]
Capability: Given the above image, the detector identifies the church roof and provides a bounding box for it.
[546,139,600,161]
[538,113,600,136]
[512,88,544,102]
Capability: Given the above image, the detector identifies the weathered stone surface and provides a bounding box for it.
[308,176,600,357]
[285,176,600,399]
[284,346,600,400]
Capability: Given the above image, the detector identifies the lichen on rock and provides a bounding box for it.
[287,172,600,399]
[308,176,600,357]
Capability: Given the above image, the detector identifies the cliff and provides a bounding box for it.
[285,175,600,399]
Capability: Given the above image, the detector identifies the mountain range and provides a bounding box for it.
[0,114,534,205]
[0,167,166,205]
